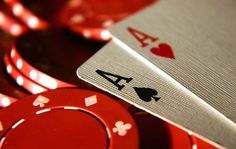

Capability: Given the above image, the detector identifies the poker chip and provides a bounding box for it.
[0,35,28,108]
[11,30,104,89]
[10,47,75,89]
[4,52,48,94]
[0,88,138,148]
[60,0,157,41]
[0,1,27,36]
[0,11,27,36]
[4,0,70,29]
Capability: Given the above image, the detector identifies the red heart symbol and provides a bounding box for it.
[150,43,175,59]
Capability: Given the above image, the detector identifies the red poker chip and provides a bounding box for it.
[4,0,70,29]
[0,11,27,36]
[0,88,139,148]
[11,30,104,89]
[0,1,27,36]
[4,52,48,94]
[0,35,28,108]
[10,47,76,89]
[60,0,157,41]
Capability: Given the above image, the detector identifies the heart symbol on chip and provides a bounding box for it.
[150,43,175,59]
[33,95,50,107]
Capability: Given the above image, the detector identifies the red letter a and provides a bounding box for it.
[127,27,158,48]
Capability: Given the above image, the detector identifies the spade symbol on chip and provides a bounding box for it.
[133,87,160,102]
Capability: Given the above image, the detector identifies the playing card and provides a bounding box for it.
[77,41,236,148]
[109,0,236,124]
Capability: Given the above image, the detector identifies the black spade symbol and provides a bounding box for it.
[133,87,161,102]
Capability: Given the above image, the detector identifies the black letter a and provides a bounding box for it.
[96,69,133,90]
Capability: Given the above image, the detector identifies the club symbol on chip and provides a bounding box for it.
[133,87,160,102]
[33,95,50,107]
[112,121,132,136]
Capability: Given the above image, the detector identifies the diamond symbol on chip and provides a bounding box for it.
[33,95,50,107]
[85,95,97,107]
[0,121,3,131]
[112,121,132,136]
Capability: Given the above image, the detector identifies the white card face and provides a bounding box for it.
[77,41,236,148]
[109,0,236,124]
